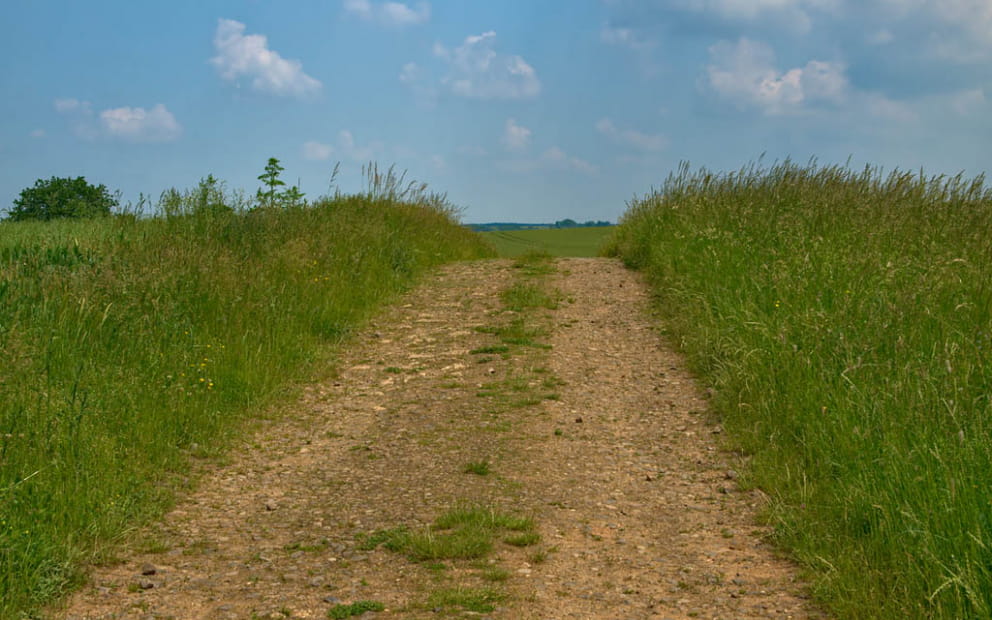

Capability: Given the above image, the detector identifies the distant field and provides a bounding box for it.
[480,226,614,257]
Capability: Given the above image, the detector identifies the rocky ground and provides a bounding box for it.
[56,258,825,619]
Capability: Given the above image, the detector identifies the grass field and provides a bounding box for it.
[479,226,613,257]
[608,161,992,619]
[0,185,491,617]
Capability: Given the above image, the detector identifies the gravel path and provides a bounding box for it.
[57,258,825,620]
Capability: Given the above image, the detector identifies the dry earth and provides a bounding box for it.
[56,258,826,620]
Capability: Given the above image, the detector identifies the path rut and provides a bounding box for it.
[57,258,824,620]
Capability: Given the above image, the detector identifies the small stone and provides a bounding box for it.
[725,470,739,480]
[265,501,278,511]
[138,579,155,590]
[575,417,583,423]
[140,563,157,576]
[324,595,341,604]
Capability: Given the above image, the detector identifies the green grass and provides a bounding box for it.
[0,189,491,617]
[462,460,492,476]
[481,226,614,257]
[608,160,992,619]
[425,586,506,614]
[328,600,385,618]
[360,505,537,562]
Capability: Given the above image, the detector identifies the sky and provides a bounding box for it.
[1,0,990,224]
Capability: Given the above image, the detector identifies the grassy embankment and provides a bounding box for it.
[0,184,491,617]
[480,226,613,258]
[608,161,992,619]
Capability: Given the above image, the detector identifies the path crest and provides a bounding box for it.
[59,258,823,619]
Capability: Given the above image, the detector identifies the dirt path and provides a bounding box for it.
[58,258,824,620]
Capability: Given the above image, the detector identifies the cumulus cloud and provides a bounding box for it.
[55,98,181,142]
[600,25,655,51]
[595,118,667,151]
[54,98,89,113]
[399,62,419,84]
[871,0,992,61]
[434,31,541,99]
[303,130,382,163]
[457,145,488,156]
[210,19,321,98]
[671,0,821,33]
[949,88,986,115]
[303,140,333,161]
[344,0,430,27]
[501,118,532,150]
[705,38,847,114]
[867,28,894,45]
[541,147,598,175]
[99,104,182,142]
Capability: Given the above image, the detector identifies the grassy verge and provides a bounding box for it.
[608,161,992,618]
[480,226,614,257]
[0,190,491,617]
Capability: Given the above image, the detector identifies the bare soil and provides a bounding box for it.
[56,258,825,619]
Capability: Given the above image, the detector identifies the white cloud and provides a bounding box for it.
[600,25,655,51]
[595,118,667,151]
[302,131,383,163]
[457,145,488,156]
[672,0,817,33]
[54,98,89,113]
[541,147,598,175]
[343,0,373,18]
[864,93,918,123]
[399,62,419,84]
[303,140,333,161]
[99,104,182,142]
[435,31,541,99]
[210,19,321,98]
[344,0,430,27]
[56,98,180,142]
[339,130,382,161]
[949,88,986,115]
[501,118,532,150]
[867,28,894,45]
[600,24,662,75]
[874,0,992,61]
[705,38,847,114]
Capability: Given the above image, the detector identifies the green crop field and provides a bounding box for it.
[0,178,491,618]
[480,226,614,258]
[608,160,992,619]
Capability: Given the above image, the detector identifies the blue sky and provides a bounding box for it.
[1,0,990,223]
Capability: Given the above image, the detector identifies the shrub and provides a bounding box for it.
[7,176,117,222]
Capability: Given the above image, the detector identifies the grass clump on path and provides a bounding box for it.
[608,160,992,619]
[360,505,539,562]
[328,600,385,618]
[0,178,491,617]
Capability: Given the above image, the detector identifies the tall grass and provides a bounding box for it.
[0,181,491,617]
[608,160,992,618]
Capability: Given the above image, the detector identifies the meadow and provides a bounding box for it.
[480,226,613,258]
[607,161,992,618]
[0,181,491,617]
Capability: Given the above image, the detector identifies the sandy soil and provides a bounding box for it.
[56,258,825,620]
